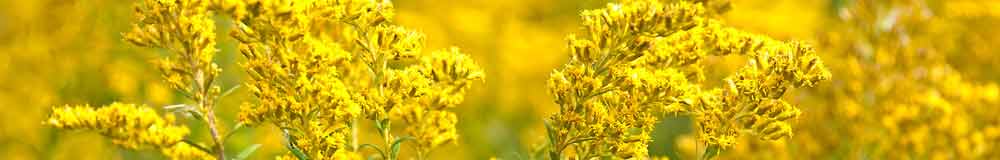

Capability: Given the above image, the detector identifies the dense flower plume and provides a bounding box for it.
[45,103,213,159]
[46,103,189,149]
[544,0,830,159]
[220,0,484,159]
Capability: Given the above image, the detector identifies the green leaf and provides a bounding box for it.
[367,155,381,160]
[701,144,721,160]
[544,120,560,160]
[282,129,310,160]
[374,119,391,139]
[163,104,191,111]
[544,120,557,147]
[220,85,241,98]
[233,144,262,160]
[390,136,416,158]
[288,146,309,160]
[223,122,246,143]
[359,143,387,159]
[374,119,386,134]
[182,139,212,154]
[163,104,205,121]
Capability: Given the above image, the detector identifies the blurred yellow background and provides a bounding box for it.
[2,0,998,159]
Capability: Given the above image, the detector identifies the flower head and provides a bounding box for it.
[545,0,830,158]
[45,103,189,150]
[225,0,483,158]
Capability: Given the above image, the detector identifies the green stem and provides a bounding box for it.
[381,120,393,160]
[700,144,721,160]
[194,65,226,159]
[182,139,213,154]
[351,118,359,151]
[549,148,561,160]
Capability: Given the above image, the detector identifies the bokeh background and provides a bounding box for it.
[2,0,998,159]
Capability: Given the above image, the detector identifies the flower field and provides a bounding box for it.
[1,0,997,159]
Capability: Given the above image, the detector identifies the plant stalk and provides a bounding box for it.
[196,68,226,159]
[206,107,226,159]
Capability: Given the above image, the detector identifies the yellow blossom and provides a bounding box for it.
[45,103,189,150]
[544,0,829,158]
[223,0,484,159]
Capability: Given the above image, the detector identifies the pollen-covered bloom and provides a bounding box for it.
[545,0,830,158]
[222,0,483,159]
[122,0,222,106]
[45,103,188,148]
[45,103,212,160]
[225,0,365,157]
[683,24,831,149]
[389,47,483,157]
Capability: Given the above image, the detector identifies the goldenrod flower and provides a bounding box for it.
[545,0,829,158]
[416,47,486,107]
[119,0,229,158]
[229,0,364,158]
[222,0,483,159]
[123,0,221,101]
[45,103,191,151]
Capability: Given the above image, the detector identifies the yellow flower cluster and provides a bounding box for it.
[545,0,830,158]
[123,0,223,105]
[216,0,484,159]
[688,29,829,148]
[389,48,483,157]
[45,103,212,159]
[45,103,187,148]
[226,0,367,158]
[48,0,483,159]
[120,0,229,158]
